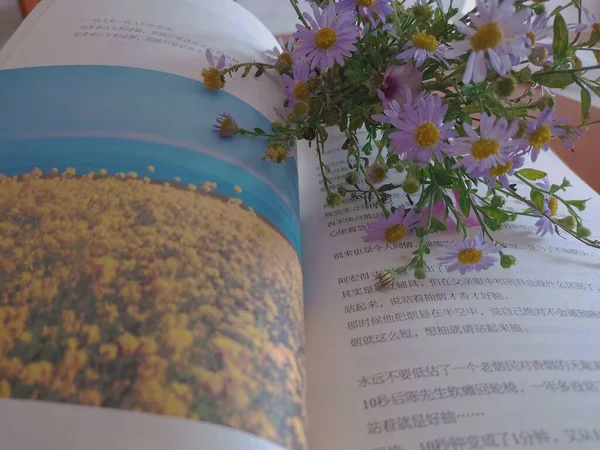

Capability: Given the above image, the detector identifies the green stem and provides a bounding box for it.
[532,63,600,77]
[221,62,275,77]
[289,0,310,29]
[316,136,331,194]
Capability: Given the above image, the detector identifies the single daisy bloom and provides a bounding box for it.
[366,162,388,184]
[447,113,522,175]
[478,153,524,191]
[584,7,600,34]
[213,113,239,138]
[294,3,360,71]
[376,64,423,108]
[525,12,585,48]
[389,94,456,164]
[446,0,531,84]
[363,205,421,243]
[525,108,568,162]
[397,31,450,68]
[337,0,393,27]
[282,63,312,106]
[265,37,294,73]
[532,205,555,237]
[201,49,226,91]
[438,233,501,274]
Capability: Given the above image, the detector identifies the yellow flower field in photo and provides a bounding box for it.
[0,168,306,450]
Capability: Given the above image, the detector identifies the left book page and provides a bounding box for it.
[0,1,305,450]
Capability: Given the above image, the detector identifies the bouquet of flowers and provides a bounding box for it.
[204,0,600,285]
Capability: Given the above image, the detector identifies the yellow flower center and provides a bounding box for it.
[414,122,440,148]
[489,161,513,177]
[293,82,311,101]
[528,124,552,150]
[457,247,483,265]
[471,139,500,160]
[369,165,387,183]
[384,223,408,242]
[470,22,504,52]
[358,0,377,6]
[201,67,224,91]
[412,32,438,52]
[315,27,338,50]
[593,23,600,34]
[276,52,293,69]
[548,196,558,217]
[219,118,235,135]
[526,32,536,47]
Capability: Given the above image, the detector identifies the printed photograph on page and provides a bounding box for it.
[0,64,306,450]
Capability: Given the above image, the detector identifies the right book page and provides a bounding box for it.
[300,132,600,450]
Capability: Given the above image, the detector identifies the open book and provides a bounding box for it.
[1,1,599,449]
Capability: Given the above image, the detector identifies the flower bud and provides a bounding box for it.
[515,119,528,138]
[557,215,576,229]
[322,105,341,126]
[275,52,293,73]
[493,76,517,98]
[536,95,555,111]
[345,171,359,185]
[308,96,324,114]
[337,186,347,196]
[375,271,395,290]
[414,267,427,280]
[491,195,505,208]
[293,101,309,119]
[402,177,420,194]
[500,252,517,269]
[271,121,286,133]
[576,225,591,239]
[306,77,322,92]
[410,2,433,22]
[326,191,344,208]
[526,89,535,97]
[394,161,405,173]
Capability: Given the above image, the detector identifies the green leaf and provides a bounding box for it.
[362,142,373,156]
[242,65,252,77]
[253,127,266,135]
[534,73,573,89]
[530,190,545,212]
[581,87,591,123]
[429,217,448,232]
[479,206,510,223]
[517,168,547,181]
[458,190,471,218]
[549,184,562,194]
[566,199,589,211]
[552,13,568,61]
[484,216,502,231]
[561,177,572,189]
[514,66,532,83]
[255,66,265,77]
[422,245,431,255]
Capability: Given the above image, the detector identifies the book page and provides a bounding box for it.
[0,1,306,450]
[300,132,600,450]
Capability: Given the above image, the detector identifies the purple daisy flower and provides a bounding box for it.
[397,32,450,68]
[376,64,423,108]
[201,49,227,90]
[447,113,523,175]
[281,63,312,106]
[337,0,393,26]
[265,37,294,72]
[438,233,501,274]
[294,3,359,71]
[525,12,586,49]
[525,108,568,162]
[363,204,421,243]
[389,94,456,164]
[213,113,239,138]
[478,153,524,191]
[561,126,584,151]
[446,0,531,84]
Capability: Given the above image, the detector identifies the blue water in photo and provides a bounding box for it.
[0,65,300,255]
